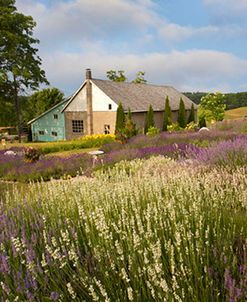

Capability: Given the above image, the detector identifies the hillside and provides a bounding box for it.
[225,106,247,119]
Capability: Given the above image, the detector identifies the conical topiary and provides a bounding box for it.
[144,104,155,134]
[187,103,195,124]
[177,98,186,128]
[163,96,172,131]
[115,102,125,134]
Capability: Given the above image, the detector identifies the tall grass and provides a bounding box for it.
[1,157,246,301]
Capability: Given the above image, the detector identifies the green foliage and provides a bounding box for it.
[146,126,160,136]
[185,121,198,130]
[183,92,207,104]
[124,109,137,138]
[187,103,195,123]
[163,96,172,131]
[0,0,49,140]
[144,105,155,134]
[198,113,207,128]
[115,107,137,143]
[107,70,147,83]
[200,92,226,122]
[132,71,147,84]
[23,88,64,122]
[106,70,127,82]
[224,92,247,110]
[115,102,125,134]
[167,123,181,132]
[177,98,186,128]
[0,97,16,126]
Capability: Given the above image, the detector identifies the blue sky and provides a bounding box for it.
[16,0,247,96]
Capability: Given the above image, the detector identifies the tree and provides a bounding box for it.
[23,88,64,122]
[163,96,172,131]
[115,102,125,134]
[132,71,147,84]
[177,98,186,128]
[144,104,155,134]
[200,92,226,121]
[106,70,127,82]
[106,70,147,83]
[0,0,49,141]
[187,103,195,124]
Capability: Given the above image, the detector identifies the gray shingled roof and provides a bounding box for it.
[92,79,196,112]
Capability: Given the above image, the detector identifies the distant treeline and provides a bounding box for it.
[184,92,247,110]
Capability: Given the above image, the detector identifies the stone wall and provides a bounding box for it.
[65,111,87,140]
[93,112,116,134]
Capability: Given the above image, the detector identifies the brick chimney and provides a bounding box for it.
[86,69,93,135]
[86,68,92,80]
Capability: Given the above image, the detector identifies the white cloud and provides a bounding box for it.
[42,48,247,94]
[159,23,219,42]
[14,0,247,94]
[16,0,159,48]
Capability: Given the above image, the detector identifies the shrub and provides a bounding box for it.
[185,121,198,131]
[199,114,207,128]
[24,147,42,162]
[167,123,181,132]
[146,126,160,136]
[29,134,115,154]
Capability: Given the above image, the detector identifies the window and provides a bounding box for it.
[104,124,110,134]
[72,120,84,133]
[39,130,44,135]
[108,104,112,110]
[52,131,58,136]
[53,114,58,119]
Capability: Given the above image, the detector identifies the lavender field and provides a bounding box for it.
[0,130,247,301]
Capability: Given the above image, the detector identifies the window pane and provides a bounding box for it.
[72,120,84,133]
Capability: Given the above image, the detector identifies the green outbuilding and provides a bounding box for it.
[28,98,69,142]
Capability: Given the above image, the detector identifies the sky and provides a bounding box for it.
[16,0,247,96]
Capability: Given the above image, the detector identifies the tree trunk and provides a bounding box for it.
[13,75,21,143]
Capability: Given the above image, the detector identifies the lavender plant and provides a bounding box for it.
[0,157,246,301]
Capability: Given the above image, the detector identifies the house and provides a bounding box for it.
[29,69,197,141]
[28,98,69,142]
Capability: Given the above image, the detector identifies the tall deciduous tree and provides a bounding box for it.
[115,102,125,134]
[200,92,226,122]
[177,98,186,128]
[23,88,64,122]
[106,70,127,82]
[0,0,49,141]
[144,104,155,133]
[163,96,172,131]
[107,70,147,83]
[132,71,147,84]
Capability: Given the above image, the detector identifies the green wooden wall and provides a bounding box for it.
[31,100,67,142]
